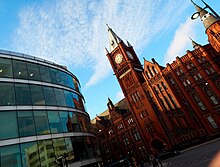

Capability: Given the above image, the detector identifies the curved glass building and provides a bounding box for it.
[0,49,100,167]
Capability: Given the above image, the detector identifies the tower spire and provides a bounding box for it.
[106,24,122,52]
[191,0,219,30]
[189,37,201,49]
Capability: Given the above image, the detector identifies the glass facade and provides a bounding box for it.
[0,51,100,167]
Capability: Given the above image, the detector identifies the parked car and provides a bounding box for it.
[157,149,179,161]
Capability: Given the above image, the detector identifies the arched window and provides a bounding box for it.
[204,87,218,105]
[152,66,158,74]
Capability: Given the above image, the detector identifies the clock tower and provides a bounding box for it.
[106,25,172,153]
[191,0,220,54]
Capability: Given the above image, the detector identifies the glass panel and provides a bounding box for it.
[34,110,50,135]
[0,82,15,106]
[13,59,28,79]
[64,138,75,161]
[21,142,40,167]
[73,78,80,92]
[50,68,61,84]
[0,144,22,167]
[39,65,52,83]
[72,93,85,110]
[52,138,67,157]
[72,137,88,161]
[43,86,57,106]
[54,88,66,106]
[0,111,18,140]
[15,83,32,105]
[59,71,70,87]
[48,111,62,133]
[59,111,69,132]
[38,140,56,167]
[64,90,75,108]
[27,62,41,81]
[18,111,36,137]
[70,112,81,132]
[0,57,13,78]
[67,75,74,89]
[30,85,45,105]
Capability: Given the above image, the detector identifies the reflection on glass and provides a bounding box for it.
[30,85,45,105]
[0,111,18,140]
[65,138,75,162]
[70,113,81,132]
[27,62,41,81]
[33,111,50,135]
[18,111,36,137]
[0,57,13,78]
[67,75,74,89]
[59,71,70,87]
[38,140,56,167]
[55,88,66,106]
[0,82,15,106]
[59,111,69,132]
[48,111,62,133]
[52,138,67,157]
[13,59,28,79]
[15,83,32,105]
[0,144,22,167]
[43,86,57,106]
[72,137,88,161]
[64,90,75,108]
[39,65,52,83]
[50,68,61,85]
[21,142,40,167]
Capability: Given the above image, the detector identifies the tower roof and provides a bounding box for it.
[191,0,219,29]
[107,24,122,52]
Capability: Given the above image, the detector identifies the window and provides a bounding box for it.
[50,68,61,84]
[54,88,66,106]
[118,124,123,130]
[21,142,39,167]
[18,111,36,137]
[27,62,41,81]
[59,71,70,87]
[30,85,45,105]
[194,75,198,80]
[207,116,218,129]
[186,79,191,85]
[13,60,28,79]
[122,134,129,145]
[34,110,50,135]
[186,64,191,69]
[128,118,134,124]
[15,83,32,105]
[64,90,75,107]
[197,73,202,79]
[59,111,69,132]
[132,128,141,141]
[0,144,22,167]
[193,94,206,111]
[108,129,114,135]
[43,86,57,106]
[0,82,15,106]
[0,57,13,78]
[39,65,52,83]
[170,78,175,84]
[204,87,218,105]
[48,111,62,133]
[0,111,18,140]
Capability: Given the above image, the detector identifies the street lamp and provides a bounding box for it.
[191,0,220,20]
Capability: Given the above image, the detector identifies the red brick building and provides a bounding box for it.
[92,1,220,166]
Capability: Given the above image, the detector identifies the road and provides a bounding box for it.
[163,138,220,167]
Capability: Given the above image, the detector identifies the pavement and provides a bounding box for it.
[143,162,170,167]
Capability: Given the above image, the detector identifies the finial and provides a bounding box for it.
[105,47,109,54]
[106,23,110,30]
[126,40,132,47]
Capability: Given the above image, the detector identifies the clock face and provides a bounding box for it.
[115,54,123,64]
[126,51,133,59]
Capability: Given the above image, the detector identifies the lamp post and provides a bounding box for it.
[191,0,220,20]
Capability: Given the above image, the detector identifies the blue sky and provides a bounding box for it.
[0,0,219,119]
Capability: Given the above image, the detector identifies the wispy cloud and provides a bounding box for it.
[164,18,199,64]
[12,0,190,87]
